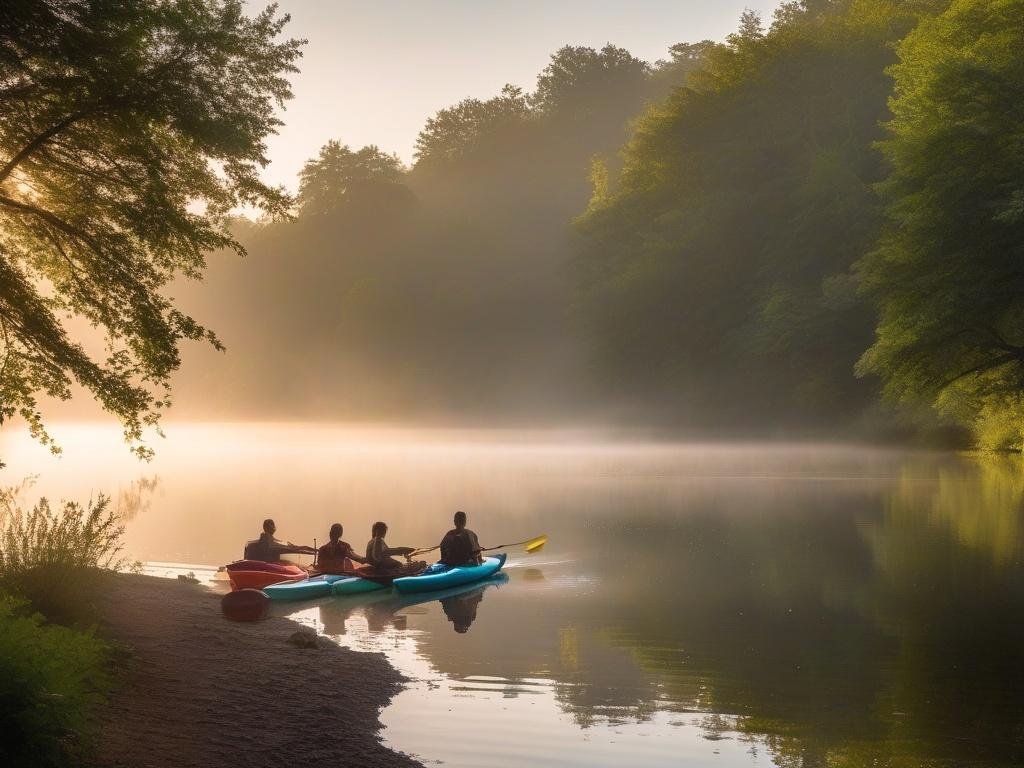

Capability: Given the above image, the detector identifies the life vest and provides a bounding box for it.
[440,529,474,567]
[243,539,263,561]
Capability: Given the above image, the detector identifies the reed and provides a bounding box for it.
[0,485,124,624]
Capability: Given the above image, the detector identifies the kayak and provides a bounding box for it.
[225,560,300,575]
[393,553,506,594]
[389,572,508,609]
[329,560,428,595]
[264,574,349,601]
[331,575,389,596]
[226,561,306,591]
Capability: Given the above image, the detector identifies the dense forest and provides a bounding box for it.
[5,0,1024,449]
[165,0,1024,448]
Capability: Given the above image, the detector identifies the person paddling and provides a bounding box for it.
[439,510,483,567]
[245,518,316,562]
[366,521,425,573]
[317,523,365,573]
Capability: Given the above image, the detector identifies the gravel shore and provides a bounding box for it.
[94,574,422,768]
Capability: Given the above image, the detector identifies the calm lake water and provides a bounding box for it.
[3,423,1024,767]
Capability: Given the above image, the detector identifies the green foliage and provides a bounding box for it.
[171,41,686,421]
[574,2,924,427]
[0,593,113,768]
[0,0,302,457]
[530,44,650,119]
[297,141,409,217]
[0,484,123,623]
[857,0,1024,445]
[414,84,531,168]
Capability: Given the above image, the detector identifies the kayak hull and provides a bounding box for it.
[228,567,305,591]
[264,574,347,601]
[392,553,506,594]
[226,560,302,575]
[332,576,389,595]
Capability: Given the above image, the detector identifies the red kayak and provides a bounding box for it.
[225,560,306,591]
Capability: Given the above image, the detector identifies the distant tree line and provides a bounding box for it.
[5,0,1024,450]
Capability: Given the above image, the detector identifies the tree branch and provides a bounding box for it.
[0,104,107,185]
[938,353,1020,391]
[0,192,105,253]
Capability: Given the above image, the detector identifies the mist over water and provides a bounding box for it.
[4,424,1022,767]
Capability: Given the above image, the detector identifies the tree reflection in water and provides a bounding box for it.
[301,453,1024,766]
[592,453,1024,766]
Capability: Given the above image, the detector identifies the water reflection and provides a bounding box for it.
[314,574,509,636]
[114,475,161,521]
[439,584,489,632]
[5,426,1024,766]
[315,452,1024,766]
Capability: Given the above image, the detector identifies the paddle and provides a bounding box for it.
[481,534,547,554]
[409,533,547,559]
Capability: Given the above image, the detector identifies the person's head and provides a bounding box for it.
[263,518,275,534]
[329,523,343,542]
[372,521,387,538]
[453,510,467,529]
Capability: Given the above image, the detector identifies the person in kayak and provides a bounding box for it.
[245,518,316,562]
[366,521,426,572]
[317,523,366,573]
[439,510,483,567]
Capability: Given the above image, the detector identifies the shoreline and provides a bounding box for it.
[93,574,422,768]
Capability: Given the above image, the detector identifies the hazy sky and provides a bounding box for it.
[257,0,782,191]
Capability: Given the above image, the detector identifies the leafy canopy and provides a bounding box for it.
[297,141,407,217]
[573,2,927,425]
[0,0,301,456]
[857,0,1024,447]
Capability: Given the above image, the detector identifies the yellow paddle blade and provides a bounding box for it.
[524,534,547,553]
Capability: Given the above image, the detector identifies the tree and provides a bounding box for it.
[574,2,925,427]
[857,0,1024,448]
[530,44,650,122]
[297,142,408,217]
[0,0,301,456]
[413,84,529,168]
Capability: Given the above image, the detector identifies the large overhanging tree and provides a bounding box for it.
[0,0,301,456]
[857,0,1024,448]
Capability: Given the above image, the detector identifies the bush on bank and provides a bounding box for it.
[0,486,124,766]
[0,486,123,624]
[0,595,113,768]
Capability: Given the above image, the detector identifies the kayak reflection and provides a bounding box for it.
[318,573,510,635]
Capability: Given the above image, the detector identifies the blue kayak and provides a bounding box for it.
[392,553,506,594]
[264,574,347,601]
[331,575,389,596]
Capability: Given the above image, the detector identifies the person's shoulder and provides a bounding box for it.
[444,528,459,536]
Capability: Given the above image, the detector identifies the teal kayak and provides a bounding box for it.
[331,575,389,596]
[264,574,347,601]
[393,553,506,594]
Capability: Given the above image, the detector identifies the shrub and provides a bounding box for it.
[0,486,124,624]
[0,594,113,768]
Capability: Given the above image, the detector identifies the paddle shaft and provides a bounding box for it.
[481,538,534,552]
[411,534,544,558]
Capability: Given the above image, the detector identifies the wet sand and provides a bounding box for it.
[94,574,422,768]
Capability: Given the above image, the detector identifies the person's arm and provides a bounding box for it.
[385,546,415,556]
[271,539,317,556]
[343,544,367,564]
